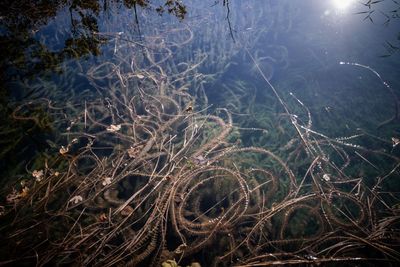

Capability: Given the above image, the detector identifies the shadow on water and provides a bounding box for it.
[0,0,185,178]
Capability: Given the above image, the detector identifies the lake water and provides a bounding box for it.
[1,1,400,266]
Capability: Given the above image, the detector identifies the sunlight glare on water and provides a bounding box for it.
[332,0,355,10]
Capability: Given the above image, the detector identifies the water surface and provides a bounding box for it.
[1,1,399,266]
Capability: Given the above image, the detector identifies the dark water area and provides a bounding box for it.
[1,0,400,266]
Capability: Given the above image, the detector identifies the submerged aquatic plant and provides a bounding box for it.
[0,1,399,267]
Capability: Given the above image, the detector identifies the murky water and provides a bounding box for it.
[1,1,399,266]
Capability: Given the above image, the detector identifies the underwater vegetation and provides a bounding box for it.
[0,0,400,266]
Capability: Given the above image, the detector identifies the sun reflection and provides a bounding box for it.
[333,0,354,10]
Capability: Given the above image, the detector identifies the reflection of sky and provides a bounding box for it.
[232,0,399,60]
[284,0,400,63]
[3,0,399,75]
[221,0,400,92]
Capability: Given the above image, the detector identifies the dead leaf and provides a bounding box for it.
[102,177,112,186]
[392,137,400,148]
[32,169,44,182]
[59,146,69,155]
[322,174,331,182]
[106,124,121,132]
[127,145,143,158]
[69,195,83,204]
[6,189,20,204]
[19,187,29,198]
[98,213,107,222]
